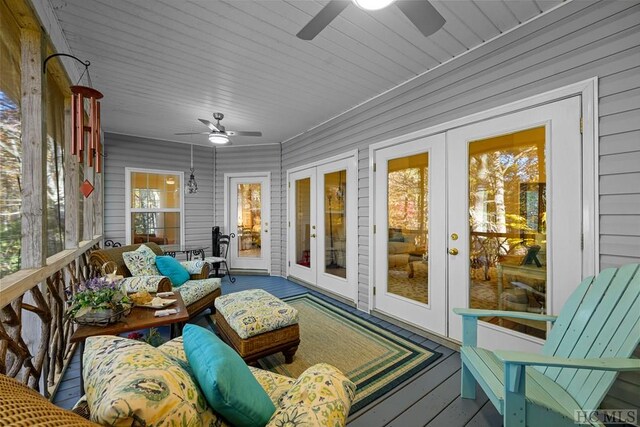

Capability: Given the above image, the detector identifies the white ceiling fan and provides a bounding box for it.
[175,112,262,145]
[297,0,446,40]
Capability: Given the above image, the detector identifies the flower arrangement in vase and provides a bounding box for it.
[66,276,132,326]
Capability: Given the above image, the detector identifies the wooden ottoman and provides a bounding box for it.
[214,289,300,364]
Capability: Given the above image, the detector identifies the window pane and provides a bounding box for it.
[237,183,262,258]
[468,126,547,339]
[131,172,180,209]
[324,170,346,278]
[46,70,65,256]
[131,212,180,245]
[387,153,429,304]
[0,4,22,278]
[295,178,311,267]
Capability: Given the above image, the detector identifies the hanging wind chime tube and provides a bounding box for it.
[71,85,103,171]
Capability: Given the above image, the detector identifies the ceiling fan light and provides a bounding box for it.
[352,0,395,11]
[208,133,230,144]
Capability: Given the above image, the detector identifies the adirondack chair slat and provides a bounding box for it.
[544,269,618,379]
[462,348,588,422]
[557,265,638,391]
[455,264,640,427]
[541,276,595,364]
[527,368,585,420]
[461,348,504,408]
[568,272,640,406]
[582,315,640,410]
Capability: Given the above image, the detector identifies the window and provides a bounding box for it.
[126,169,184,246]
[0,2,22,278]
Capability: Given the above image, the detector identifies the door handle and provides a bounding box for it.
[448,248,459,255]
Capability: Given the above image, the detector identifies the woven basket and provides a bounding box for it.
[73,305,131,326]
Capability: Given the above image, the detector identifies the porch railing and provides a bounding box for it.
[0,237,101,397]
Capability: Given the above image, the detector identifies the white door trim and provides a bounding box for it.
[287,149,359,175]
[286,150,359,304]
[223,172,271,273]
[368,78,598,314]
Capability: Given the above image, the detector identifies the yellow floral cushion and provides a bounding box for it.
[248,366,296,405]
[83,336,218,426]
[118,275,165,293]
[156,338,355,426]
[268,363,356,427]
[177,278,221,306]
[122,244,161,276]
[214,289,299,339]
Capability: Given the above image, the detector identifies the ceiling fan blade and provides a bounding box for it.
[396,0,445,38]
[198,118,220,132]
[297,0,350,40]
[174,131,210,135]
[226,130,262,137]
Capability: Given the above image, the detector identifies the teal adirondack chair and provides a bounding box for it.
[453,264,640,426]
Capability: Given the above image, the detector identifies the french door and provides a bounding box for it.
[372,97,583,350]
[289,156,357,302]
[447,96,583,351]
[227,174,270,272]
[373,134,447,334]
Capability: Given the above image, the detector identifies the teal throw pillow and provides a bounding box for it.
[183,325,275,427]
[155,255,190,286]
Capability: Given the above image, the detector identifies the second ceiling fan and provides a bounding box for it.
[175,112,262,145]
[297,0,446,40]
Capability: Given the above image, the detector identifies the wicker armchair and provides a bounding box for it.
[90,242,221,319]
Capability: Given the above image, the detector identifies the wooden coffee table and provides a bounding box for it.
[70,292,189,391]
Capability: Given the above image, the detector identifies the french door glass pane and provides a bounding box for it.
[324,170,346,278]
[295,178,311,267]
[237,183,262,258]
[387,153,429,304]
[468,126,547,339]
[131,212,180,245]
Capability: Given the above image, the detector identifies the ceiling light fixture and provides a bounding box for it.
[209,133,230,145]
[166,176,175,185]
[186,145,198,194]
[352,0,395,11]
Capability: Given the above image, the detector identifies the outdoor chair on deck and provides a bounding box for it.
[454,264,640,426]
[204,234,235,283]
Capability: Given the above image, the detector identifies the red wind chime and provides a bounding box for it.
[44,54,104,173]
[70,85,103,172]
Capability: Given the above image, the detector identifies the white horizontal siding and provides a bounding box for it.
[282,0,640,311]
[103,133,214,255]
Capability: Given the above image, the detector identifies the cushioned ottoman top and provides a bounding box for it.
[214,289,299,339]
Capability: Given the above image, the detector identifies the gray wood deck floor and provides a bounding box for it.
[53,275,502,426]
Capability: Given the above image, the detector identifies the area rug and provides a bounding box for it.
[247,293,441,413]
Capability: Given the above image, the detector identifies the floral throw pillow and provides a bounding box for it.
[83,336,218,426]
[122,244,161,276]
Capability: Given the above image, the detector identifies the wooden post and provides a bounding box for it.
[64,96,79,249]
[20,28,46,269]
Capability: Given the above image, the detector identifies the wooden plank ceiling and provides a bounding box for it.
[52,0,563,147]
